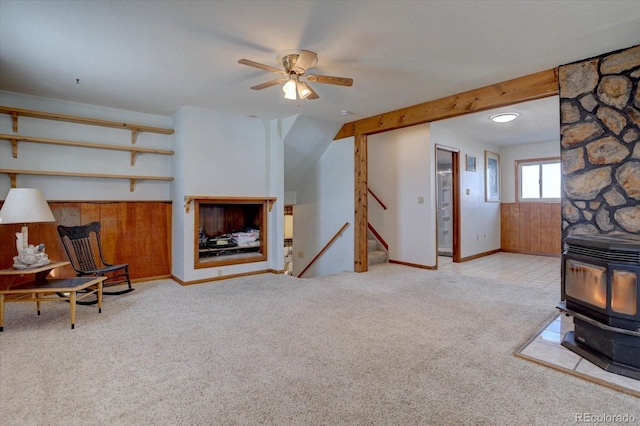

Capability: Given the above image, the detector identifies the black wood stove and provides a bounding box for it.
[558,233,640,380]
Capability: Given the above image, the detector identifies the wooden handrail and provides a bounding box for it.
[297,222,350,278]
[368,188,387,210]
[367,223,389,251]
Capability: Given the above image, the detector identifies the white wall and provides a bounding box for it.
[0,93,285,283]
[170,107,187,279]
[171,106,282,283]
[284,191,297,204]
[430,125,501,258]
[0,91,172,200]
[293,136,354,277]
[267,118,285,275]
[368,123,435,267]
[500,140,560,203]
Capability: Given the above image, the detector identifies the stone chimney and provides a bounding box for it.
[559,44,640,238]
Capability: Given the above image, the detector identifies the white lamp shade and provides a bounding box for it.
[283,78,297,100]
[297,81,312,99]
[0,188,55,224]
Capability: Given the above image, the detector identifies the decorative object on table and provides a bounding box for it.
[13,243,50,269]
[484,151,501,202]
[0,188,56,268]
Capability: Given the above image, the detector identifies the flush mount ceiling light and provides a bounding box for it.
[490,112,519,123]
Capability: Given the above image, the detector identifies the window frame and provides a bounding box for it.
[515,156,561,203]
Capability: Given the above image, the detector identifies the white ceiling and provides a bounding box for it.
[1,1,639,145]
[435,95,561,147]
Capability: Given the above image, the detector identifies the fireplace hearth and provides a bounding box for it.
[558,233,640,380]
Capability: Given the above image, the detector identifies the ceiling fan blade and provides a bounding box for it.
[250,78,285,90]
[306,74,353,87]
[293,50,317,74]
[238,59,286,75]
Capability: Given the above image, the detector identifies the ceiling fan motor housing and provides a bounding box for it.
[282,54,300,75]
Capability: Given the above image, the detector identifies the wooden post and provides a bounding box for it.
[354,133,368,272]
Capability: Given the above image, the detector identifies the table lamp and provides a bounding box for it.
[0,188,56,268]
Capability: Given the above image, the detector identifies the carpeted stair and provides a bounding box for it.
[368,230,388,266]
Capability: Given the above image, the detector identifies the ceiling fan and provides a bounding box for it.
[238,49,353,100]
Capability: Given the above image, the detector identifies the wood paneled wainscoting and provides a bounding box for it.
[500,202,561,256]
[0,201,171,290]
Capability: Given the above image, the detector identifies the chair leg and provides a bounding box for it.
[102,267,134,295]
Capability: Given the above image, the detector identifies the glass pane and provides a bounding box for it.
[612,270,637,315]
[521,165,540,199]
[565,259,607,309]
[541,163,561,199]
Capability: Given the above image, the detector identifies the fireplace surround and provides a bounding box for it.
[191,197,275,269]
[558,233,640,380]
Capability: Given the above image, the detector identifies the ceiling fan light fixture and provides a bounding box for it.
[490,112,519,123]
[239,49,352,102]
[283,75,297,100]
[297,81,312,99]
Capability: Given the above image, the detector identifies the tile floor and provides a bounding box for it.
[437,252,640,398]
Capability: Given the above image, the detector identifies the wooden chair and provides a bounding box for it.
[57,222,134,301]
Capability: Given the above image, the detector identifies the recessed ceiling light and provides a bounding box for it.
[490,112,519,123]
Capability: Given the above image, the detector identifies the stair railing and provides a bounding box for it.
[368,188,387,210]
[297,222,350,278]
[367,223,389,250]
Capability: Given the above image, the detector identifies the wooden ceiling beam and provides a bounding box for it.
[334,68,559,139]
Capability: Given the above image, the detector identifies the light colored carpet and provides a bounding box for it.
[0,263,638,425]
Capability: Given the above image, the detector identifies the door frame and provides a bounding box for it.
[435,145,461,264]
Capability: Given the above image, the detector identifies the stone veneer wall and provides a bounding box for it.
[559,44,640,239]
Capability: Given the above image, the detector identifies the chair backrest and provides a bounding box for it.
[57,222,104,274]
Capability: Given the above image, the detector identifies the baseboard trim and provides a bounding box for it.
[172,269,280,286]
[458,249,501,262]
[131,275,172,284]
[389,259,436,270]
[501,248,561,258]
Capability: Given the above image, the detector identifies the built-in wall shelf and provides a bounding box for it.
[0,106,174,191]
[0,106,174,143]
[0,169,174,192]
[0,134,174,166]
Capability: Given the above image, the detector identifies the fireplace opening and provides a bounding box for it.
[558,233,640,380]
[194,197,274,268]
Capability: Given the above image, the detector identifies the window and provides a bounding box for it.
[516,158,561,202]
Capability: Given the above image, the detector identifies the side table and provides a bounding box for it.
[0,262,105,331]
